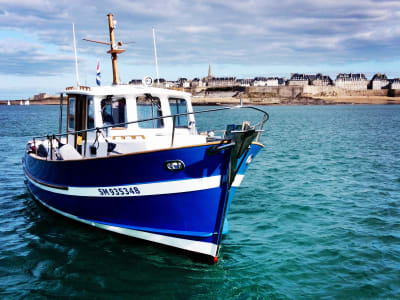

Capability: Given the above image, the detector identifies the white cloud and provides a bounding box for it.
[1,0,400,98]
[178,25,217,34]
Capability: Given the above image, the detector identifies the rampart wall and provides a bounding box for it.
[302,86,388,97]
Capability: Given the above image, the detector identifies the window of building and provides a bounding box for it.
[168,98,188,128]
[101,96,127,127]
[136,94,164,128]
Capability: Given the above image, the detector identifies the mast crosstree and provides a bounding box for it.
[83,13,127,85]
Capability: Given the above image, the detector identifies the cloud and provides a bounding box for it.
[0,37,74,75]
[178,26,217,34]
[1,0,400,98]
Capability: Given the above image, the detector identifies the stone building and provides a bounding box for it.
[390,78,400,89]
[191,78,204,88]
[266,77,280,86]
[253,77,268,87]
[288,73,309,86]
[310,73,333,86]
[335,73,368,90]
[288,73,332,86]
[153,78,166,87]
[129,79,142,85]
[32,93,50,100]
[237,79,252,87]
[371,73,390,90]
[165,81,178,88]
[207,77,237,87]
[177,78,190,88]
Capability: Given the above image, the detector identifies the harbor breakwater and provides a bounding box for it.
[0,95,60,105]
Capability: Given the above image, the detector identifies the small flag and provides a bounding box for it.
[96,60,101,86]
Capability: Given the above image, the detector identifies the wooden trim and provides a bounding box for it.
[28,140,227,163]
[252,141,264,147]
[111,127,127,130]
[28,140,263,164]
[107,49,125,54]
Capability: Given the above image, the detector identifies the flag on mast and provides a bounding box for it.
[96,60,101,86]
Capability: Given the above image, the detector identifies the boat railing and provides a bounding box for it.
[31,105,269,158]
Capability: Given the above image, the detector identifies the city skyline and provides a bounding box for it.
[1,0,400,99]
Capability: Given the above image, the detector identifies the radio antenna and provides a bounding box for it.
[72,23,80,86]
[152,28,160,85]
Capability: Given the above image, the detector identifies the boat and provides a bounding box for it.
[22,14,269,262]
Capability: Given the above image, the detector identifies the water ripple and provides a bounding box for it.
[0,105,399,298]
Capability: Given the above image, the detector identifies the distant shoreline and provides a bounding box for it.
[3,85,400,106]
[2,96,400,106]
[191,96,400,106]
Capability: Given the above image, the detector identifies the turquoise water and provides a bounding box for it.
[0,105,399,298]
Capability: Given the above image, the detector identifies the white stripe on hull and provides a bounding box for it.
[27,175,222,197]
[30,189,218,257]
[231,174,244,187]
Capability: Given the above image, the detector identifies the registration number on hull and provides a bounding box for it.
[98,187,140,196]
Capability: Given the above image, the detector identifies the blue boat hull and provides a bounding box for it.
[23,142,263,258]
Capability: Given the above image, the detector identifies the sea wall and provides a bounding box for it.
[0,96,61,105]
[303,86,389,97]
[247,86,303,98]
[196,85,393,99]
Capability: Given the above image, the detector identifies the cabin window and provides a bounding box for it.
[87,96,95,129]
[68,97,76,131]
[101,96,127,127]
[136,94,164,128]
[169,98,188,128]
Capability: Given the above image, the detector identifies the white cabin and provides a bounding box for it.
[64,85,206,159]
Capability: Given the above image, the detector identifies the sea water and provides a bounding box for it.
[0,105,399,298]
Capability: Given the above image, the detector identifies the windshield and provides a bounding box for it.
[136,94,164,128]
[101,96,127,127]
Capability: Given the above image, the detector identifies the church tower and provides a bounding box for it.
[208,64,213,78]
[202,64,214,82]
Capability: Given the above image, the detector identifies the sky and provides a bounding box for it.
[1,0,400,99]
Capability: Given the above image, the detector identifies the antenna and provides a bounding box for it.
[152,28,159,86]
[72,23,80,86]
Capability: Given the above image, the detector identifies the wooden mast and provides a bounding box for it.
[107,13,125,85]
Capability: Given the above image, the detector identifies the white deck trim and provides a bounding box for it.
[27,175,221,197]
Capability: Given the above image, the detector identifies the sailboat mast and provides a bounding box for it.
[152,28,160,85]
[72,23,80,86]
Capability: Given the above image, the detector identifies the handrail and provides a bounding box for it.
[32,105,269,141]
[171,115,176,147]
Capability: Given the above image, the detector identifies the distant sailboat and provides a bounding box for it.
[20,100,23,105]
[7,100,10,106]
[25,100,30,105]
